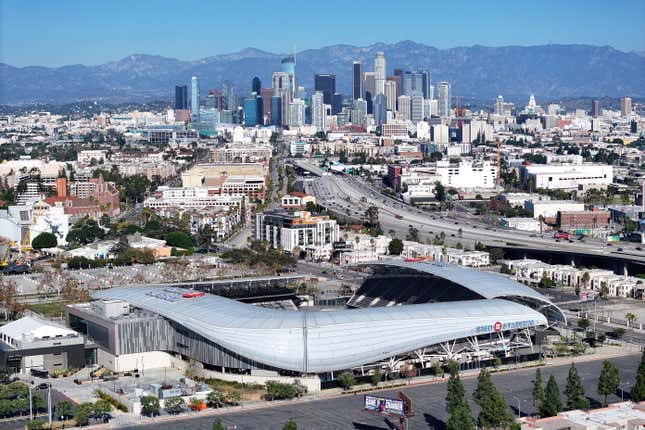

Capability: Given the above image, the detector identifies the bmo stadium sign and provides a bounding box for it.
[475,319,538,334]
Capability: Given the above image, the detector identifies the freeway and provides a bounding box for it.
[122,353,642,430]
[296,160,645,263]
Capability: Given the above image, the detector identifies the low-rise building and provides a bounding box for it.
[255,210,340,254]
[501,217,542,232]
[280,192,316,209]
[0,316,85,374]
[520,402,645,430]
[526,200,585,220]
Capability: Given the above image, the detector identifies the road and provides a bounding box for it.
[122,353,642,430]
[296,160,645,262]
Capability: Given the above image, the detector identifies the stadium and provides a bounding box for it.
[66,260,565,383]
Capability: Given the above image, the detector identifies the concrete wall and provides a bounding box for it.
[198,368,321,393]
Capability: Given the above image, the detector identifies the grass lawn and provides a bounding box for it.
[29,301,67,318]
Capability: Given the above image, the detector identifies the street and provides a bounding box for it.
[122,353,642,430]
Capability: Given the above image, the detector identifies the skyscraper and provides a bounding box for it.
[175,85,188,110]
[273,71,293,128]
[191,76,200,122]
[244,96,258,126]
[311,91,325,131]
[420,70,430,99]
[352,61,363,100]
[314,74,336,105]
[621,97,632,116]
[437,82,451,118]
[281,56,296,94]
[591,99,601,118]
[364,72,375,114]
[403,71,424,97]
[384,80,397,111]
[374,52,386,96]
[495,95,504,115]
[332,93,343,115]
[221,81,236,111]
[411,95,425,123]
[252,77,262,95]
[397,95,411,121]
[271,96,282,126]
[261,88,273,123]
[374,94,387,126]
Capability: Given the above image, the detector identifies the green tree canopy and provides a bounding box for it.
[388,238,404,255]
[565,365,589,410]
[165,231,194,249]
[597,360,620,405]
[283,419,298,430]
[140,395,160,417]
[337,372,356,390]
[533,368,544,410]
[631,351,645,402]
[473,369,515,429]
[31,232,58,249]
[541,375,563,417]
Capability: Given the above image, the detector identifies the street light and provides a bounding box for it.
[513,396,522,418]
[28,380,34,421]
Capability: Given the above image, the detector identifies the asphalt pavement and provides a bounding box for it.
[121,353,642,430]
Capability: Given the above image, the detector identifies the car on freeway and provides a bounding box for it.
[617,248,624,251]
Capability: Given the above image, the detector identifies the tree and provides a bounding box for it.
[625,313,637,327]
[446,368,466,415]
[206,390,225,408]
[26,420,46,430]
[92,399,112,421]
[140,395,160,417]
[371,371,382,386]
[165,231,194,249]
[541,375,563,417]
[446,365,474,430]
[164,396,185,415]
[212,419,225,430]
[283,419,298,430]
[631,351,645,402]
[597,360,620,406]
[266,381,297,400]
[578,319,591,330]
[55,400,73,420]
[447,401,476,430]
[489,248,504,263]
[473,369,515,429]
[388,238,403,255]
[533,368,544,411]
[338,372,356,390]
[565,365,589,410]
[434,181,446,203]
[31,232,58,249]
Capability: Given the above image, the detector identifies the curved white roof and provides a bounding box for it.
[93,284,549,373]
[364,260,548,301]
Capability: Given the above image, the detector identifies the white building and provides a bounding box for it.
[435,160,498,190]
[255,211,340,255]
[522,164,613,191]
[501,217,542,232]
[525,200,585,219]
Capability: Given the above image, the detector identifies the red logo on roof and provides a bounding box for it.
[493,321,503,332]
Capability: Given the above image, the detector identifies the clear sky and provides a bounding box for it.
[2,0,644,67]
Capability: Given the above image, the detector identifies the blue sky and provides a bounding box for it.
[2,0,644,67]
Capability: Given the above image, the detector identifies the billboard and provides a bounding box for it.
[364,395,406,416]
[580,290,595,302]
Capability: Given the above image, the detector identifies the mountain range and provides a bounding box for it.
[1,41,644,105]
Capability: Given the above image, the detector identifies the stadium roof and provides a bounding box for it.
[93,273,554,373]
[364,260,548,301]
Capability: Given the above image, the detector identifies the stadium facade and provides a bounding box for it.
[66,261,565,376]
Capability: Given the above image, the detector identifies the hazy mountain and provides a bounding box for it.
[1,41,644,105]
